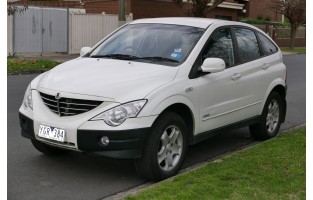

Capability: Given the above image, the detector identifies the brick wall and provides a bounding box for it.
[131,0,184,19]
[10,0,131,14]
[207,7,238,21]
[131,0,238,20]
[84,0,131,14]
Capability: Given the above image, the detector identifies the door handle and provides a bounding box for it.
[231,73,241,81]
[262,63,270,70]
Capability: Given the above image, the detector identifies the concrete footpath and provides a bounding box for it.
[14,51,299,63]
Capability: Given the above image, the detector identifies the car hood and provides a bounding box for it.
[37,58,178,102]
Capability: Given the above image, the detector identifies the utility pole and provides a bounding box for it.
[118,0,126,27]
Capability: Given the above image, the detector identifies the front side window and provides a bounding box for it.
[234,28,261,63]
[258,33,278,55]
[202,28,235,67]
[90,24,205,66]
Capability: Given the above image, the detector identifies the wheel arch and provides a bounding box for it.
[162,103,195,144]
[150,96,197,145]
[261,80,287,123]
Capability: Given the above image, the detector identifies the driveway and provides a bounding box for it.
[7,54,305,200]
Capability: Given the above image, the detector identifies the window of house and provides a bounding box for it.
[202,28,235,67]
[234,28,261,63]
[258,32,278,55]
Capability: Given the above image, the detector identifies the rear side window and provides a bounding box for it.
[234,28,261,63]
[258,33,278,55]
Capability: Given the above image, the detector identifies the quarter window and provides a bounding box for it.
[258,33,278,55]
[202,28,235,67]
[234,28,261,63]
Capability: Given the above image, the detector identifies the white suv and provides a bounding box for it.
[19,18,287,181]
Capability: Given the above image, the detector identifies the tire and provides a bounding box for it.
[134,112,188,181]
[31,140,69,156]
[249,91,283,140]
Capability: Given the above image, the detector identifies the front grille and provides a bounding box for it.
[40,92,103,117]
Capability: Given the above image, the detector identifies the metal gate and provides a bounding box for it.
[13,7,68,53]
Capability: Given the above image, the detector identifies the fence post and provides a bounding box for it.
[41,7,43,56]
[67,8,69,54]
[272,24,277,42]
[265,24,269,36]
[118,0,126,27]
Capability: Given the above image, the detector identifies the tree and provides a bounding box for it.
[270,0,306,49]
[7,0,28,16]
[173,0,226,17]
[7,5,28,15]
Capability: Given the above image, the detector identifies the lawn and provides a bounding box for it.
[281,47,306,54]
[7,58,60,74]
[126,128,306,200]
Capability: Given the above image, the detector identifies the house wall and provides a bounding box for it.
[84,0,131,14]
[131,0,184,19]
[207,7,238,20]
[131,0,238,20]
[245,0,282,22]
[14,0,131,14]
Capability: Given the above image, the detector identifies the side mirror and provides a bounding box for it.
[201,58,226,73]
[80,47,92,57]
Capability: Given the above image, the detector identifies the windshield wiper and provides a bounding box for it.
[90,54,140,60]
[90,54,179,63]
[137,57,179,63]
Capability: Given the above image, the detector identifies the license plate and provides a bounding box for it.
[38,125,65,142]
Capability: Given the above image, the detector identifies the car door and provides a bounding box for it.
[197,27,249,133]
[231,27,273,120]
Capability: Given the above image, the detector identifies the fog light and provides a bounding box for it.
[100,136,109,146]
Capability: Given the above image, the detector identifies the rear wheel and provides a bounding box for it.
[134,112,188,181]
[249,91,283,140]
[31,140,69,156]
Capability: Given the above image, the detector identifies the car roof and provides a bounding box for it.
[130,17,249,29]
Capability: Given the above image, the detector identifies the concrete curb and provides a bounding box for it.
[7,71,47,76]
[102,123,306,200]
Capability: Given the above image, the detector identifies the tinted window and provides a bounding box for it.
[258,33,278,55]
[234,28,261,63]
[202,28,235,67]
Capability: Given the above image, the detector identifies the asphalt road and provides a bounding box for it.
[7,54,306,200]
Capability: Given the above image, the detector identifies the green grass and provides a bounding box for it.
[7,58,60,74]
[281,47,306,54]
[126,128,306,200]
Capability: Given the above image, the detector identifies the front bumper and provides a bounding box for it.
[19,112,151,159]
[77,128,149,159]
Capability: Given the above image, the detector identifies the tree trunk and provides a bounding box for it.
[289,24,297,49]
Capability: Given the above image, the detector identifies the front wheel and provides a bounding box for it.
[134,112,188,181]
[249,91,283,140]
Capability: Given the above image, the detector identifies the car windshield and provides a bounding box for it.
[89,23,205,66]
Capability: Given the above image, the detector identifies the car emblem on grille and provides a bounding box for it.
[55,93,61,116]
[55,93,61,100]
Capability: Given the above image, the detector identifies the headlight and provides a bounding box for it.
[90,100,147,126]
[23,84,33,109]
